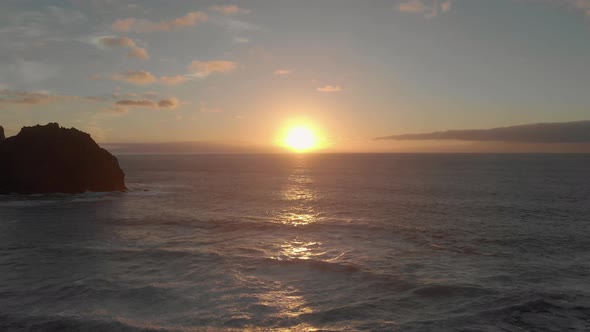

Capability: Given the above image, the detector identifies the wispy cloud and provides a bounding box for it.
[398,0,452,18]
[0,89,73,105]
[399,0,428,13]
[159,75,187,86]
[375,121,590,143]
[108,60,238,86]
[317,85,342,93]
[441,0,452,13]
[572,0,590,17]
[189,60,239,77]
[126,45,149,60]
[274,69,292,75]
[0,89,115,109]
[98,36,149,60]
[158,97,179,109]
[109,71,183,85]
[112,97,179,112]
[112,11,208,33]
[233,37,250,44]
[98,36,136,48]
[111,70,157,84]
[399,1,588,18]
[209,5,250,16]
[115,99,155,107]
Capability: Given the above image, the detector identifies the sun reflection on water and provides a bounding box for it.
[257,288,314,318]
[281,173,315,202]
[252,157,328,329]
[271,240,324,261]
[277,210,318,226]
[275,157,321,226]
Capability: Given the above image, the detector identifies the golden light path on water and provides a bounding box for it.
[277,157,320,227]
[259,155,326,327]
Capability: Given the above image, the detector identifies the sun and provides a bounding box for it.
[283,126,318,152]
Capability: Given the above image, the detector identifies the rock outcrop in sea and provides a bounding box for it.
[0,123,126,194]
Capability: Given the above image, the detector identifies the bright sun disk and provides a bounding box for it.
[284,126,318,152]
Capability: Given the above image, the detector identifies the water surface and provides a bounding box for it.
[1,154,589,331]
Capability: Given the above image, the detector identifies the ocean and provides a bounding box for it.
[0,154,589,331]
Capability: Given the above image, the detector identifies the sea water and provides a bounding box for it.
[0,154,589,331]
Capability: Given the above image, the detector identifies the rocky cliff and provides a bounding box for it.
[0,123,126,194]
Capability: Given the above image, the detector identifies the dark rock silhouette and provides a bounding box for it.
[0,123,126,194]
[0,126,5,142]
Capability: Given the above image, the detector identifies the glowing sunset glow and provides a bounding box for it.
[1,1,590,154]
[283,126,319,152]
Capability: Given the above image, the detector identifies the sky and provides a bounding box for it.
[0,0,589,153]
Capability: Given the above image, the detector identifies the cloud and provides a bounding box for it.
[108,60,240,86]
[163,11,208,29]
[317,85,342,92]
[189,60,238,77]
[572,0,590,17]
[441,1,452,12]
[209,5,250,16]
[98,36,135,47]
[209,16,261,33]
[113,97,179,112]
[111,70,157,84]
[98,36,149,60]
[158,97,179,109]
[397,0,589,19]
[0,89,114,108]
[109,70,194,86]
[107,59,239,87]
[398,0,452,17]
[0,89,71,105]
[111,18,136,32]
[127,46,149,60]
[399,0,428,13]
[233,37,250,44]
[274,69,292,75]
[159,75,187,86]
[115,99,156,107]
[375,121,590,143]
[112,11,208,33]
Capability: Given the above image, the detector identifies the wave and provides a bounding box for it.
[0,313,174,332]
[262,257,362,274]
[397,292,590,331]
[411,284,492,299]
[0,192,125,207]
[40,246,227,265]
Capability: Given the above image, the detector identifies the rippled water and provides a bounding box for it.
[1,154,589,331]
